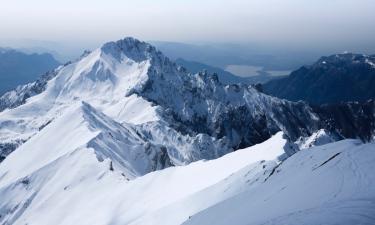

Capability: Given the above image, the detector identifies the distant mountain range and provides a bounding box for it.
[263,53,375,105]
[0,48,60,95]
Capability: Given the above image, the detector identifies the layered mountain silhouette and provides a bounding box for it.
[263,53,375,105]
[0,48,60,95]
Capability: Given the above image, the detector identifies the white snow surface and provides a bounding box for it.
[184,139,375,225]
[0,131,374,225]
[0,132,285,224]
[0,101,167,187]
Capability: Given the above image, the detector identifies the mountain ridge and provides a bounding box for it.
[0,38,374,164]
[263,53,375,105]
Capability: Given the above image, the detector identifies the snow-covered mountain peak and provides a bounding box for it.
[51,37,180,103]
[1,37,374,170]
[0,37,323,163]
[35,42,156,108]
[102,37,144,53]
[101,37,160,62]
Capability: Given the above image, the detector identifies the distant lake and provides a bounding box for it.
[225,65,290,77]
[225,65,263,77]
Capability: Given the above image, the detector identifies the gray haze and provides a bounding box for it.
[1,0,374,60]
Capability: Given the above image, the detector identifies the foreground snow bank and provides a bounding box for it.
[184,139,375,225]
[0,128,374,225]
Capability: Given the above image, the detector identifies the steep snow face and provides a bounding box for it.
[0,101,169,187]
[51,48,151,104]
[1,132,374,225]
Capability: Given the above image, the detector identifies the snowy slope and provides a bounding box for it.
[0,42,159,133]
[0,132,289,224]
[1,131,374,225]
[0,101,170,188]
[184,139,375,225]
[0,39,162,161]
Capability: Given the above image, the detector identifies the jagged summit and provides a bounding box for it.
[0,37,185,112]
[101,37,154,61]
[100,37,173,66]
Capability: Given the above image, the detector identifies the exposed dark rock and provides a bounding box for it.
[263,53,375,105]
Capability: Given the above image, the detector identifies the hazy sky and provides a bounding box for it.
[1,0,375,52]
